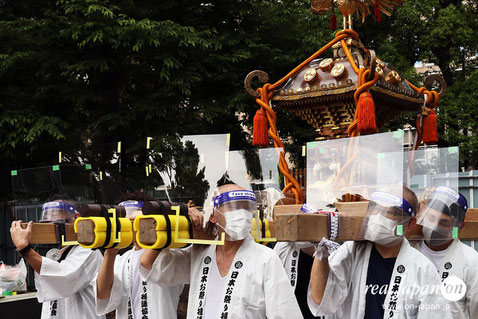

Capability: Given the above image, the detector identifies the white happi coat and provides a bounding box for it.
[414,239,478,318]
[93,248,184,319]
[307,239,454,319]
[140,235,303,319]
[274,242,302,290]
[274,242,328,319]
[34,246,104,319]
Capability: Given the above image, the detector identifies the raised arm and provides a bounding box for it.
[96,249,119,299]
[10,221,42,273]
[141,249,161,270]
[310,256,330,305]
[307,240,354,316]
[140,247,192,286]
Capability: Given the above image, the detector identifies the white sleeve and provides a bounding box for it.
[307,241,354,316]
[467,281,478,318]
[273,242,291,267]
[139,246,192,286]
[94,273,125,316]
[35,247,102,302]
[93,254,128,316]
[466,254,478,318]
[417,263,454,319]
[264,252,303,319]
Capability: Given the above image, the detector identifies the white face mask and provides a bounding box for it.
[216,208,252,241]
[364,214,402,246]
[422,225,451,246]
[295,242,314,249]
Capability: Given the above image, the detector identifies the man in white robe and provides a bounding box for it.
[413,186,478,318]
[140,184,303,319]
[274,242,326,319]
[10,200,104,319]
[94,194,186,318]
[308,188,454,319]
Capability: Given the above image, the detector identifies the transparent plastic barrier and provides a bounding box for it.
[407,147,462,245]
[306,131,404,210]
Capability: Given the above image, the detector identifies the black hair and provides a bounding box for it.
[426,199,466,223]
[403,186,418,215]
[216,172,236,188]
[48,194,74,201]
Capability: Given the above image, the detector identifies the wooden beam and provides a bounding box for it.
[273,204,478,241]
[138,218,156,245]
[22,215,276,246]
[275,212,328,242]
[22,223,77,244]
[268,219,276,239]
[30,204,478,246]
[76,219,95,245]
[458,209,478,240]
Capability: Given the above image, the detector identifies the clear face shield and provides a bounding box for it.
[118,200,144,244]
[360,191,415,247]
[145,134,230,243]
[11,165,93,253]
[40,201,77,223]
[248,148,284,221]
[406,147,459,193]
[11,164,94,224]
[417,186,468,246]
[405,147,460,245]
[212,189,258,241]
[211,149,267,241]
[225,147,283,222]
[118,200,144,219]
[147,133,229,206]
[305,132,404,245]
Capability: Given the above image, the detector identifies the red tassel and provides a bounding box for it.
[374,0,381,23]
[356,92,377,134]
[422,109,438,144]
[331,14,337,31]
[330,0,337,31]
[252,109,269,147]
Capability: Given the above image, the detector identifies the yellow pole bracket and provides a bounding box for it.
[61,234,79,246]
[172,206,225,246]
[251,213,276,244]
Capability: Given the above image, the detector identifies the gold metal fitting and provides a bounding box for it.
[319,58,334,72]
[331,64,346,79]
[375,66,384,77]
[385,70,402,85]
[376,58,386,70]
[303,68,318,82]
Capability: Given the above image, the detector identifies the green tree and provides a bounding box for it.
[353,0,477,167]
[1,0,477,202]
[439,70,478,169]
[0,0,330,199]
